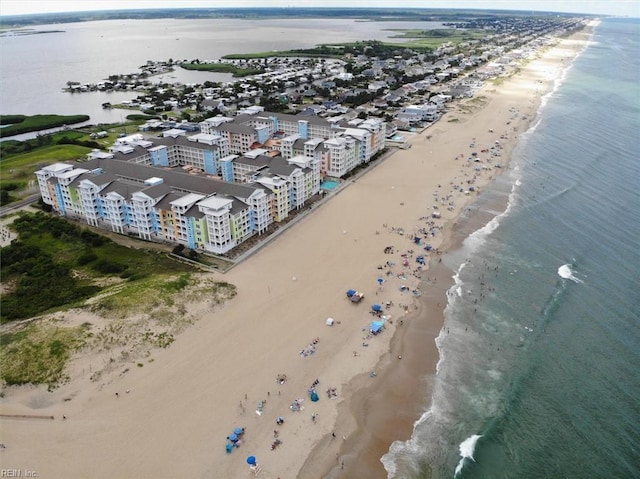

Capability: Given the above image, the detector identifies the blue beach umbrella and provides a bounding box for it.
[229,433,238,442]
[246,455,257,465]
[234,427,244,435]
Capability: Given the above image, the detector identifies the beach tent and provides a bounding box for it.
[326,317,334,326]
[370,321,385,335]
[372,304,382,313]
[347,290,364,302]
[310,391,319,402]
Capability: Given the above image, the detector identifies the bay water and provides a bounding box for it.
[0,17,439,131]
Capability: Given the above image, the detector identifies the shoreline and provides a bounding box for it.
[304,25,597,479]
[0,26,595,479]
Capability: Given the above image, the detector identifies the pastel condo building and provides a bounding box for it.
[35,110,386,255]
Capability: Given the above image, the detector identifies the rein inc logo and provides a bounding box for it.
[1,471,38,477]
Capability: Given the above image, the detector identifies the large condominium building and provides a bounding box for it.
[35,107,383,254]
[36,147,320,254]
[199,109,387,178]
[107,131,230,173]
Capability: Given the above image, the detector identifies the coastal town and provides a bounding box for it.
[38,16,586,259]
[64,15,581,131]
[2,6,622,479]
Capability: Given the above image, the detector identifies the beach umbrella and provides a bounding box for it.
[234,427,244,435]
[372,304,382,312]
[246,456,257,465]
[229,433,238,442]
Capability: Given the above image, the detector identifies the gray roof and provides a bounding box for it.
[214,122,257,135]
[72,158,267,210]
[154,135,219,151]
[234,155,272,168]
[111,145,150,162]
[141,182,172,199]
[267,157,299,177]
[184,203,205,219]
[293,138,308,149]
[230,198,249,215]
[155,192,183,210]
[267,111,333,128]
[100,181,140,200]
[69,171,118,188]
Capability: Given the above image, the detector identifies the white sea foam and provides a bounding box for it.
[454,434,483,477]
[558,264,583,283]
[451,261,466,298]
[434,328,447,376]
[463,167,522,251]
[463,212,502,250]
[382,410,433,478]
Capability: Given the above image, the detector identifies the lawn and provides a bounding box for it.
[0,144,91,189]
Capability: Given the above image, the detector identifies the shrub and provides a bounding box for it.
[77,251,98,266]
[92,259,127,274]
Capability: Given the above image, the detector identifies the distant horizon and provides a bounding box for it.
[1,1,638,18]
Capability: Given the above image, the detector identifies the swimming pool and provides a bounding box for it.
[320,180,340,191]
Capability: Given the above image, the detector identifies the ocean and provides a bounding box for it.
[382,17,640,479]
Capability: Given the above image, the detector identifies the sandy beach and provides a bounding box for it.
[0,27,592,479]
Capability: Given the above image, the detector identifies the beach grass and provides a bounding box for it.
[89,273,236,318]
[0,265,236,387]
[0,322,90,389]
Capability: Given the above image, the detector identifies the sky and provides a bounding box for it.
[1,0,638,18]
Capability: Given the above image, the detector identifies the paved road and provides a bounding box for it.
[0,194,40,218]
